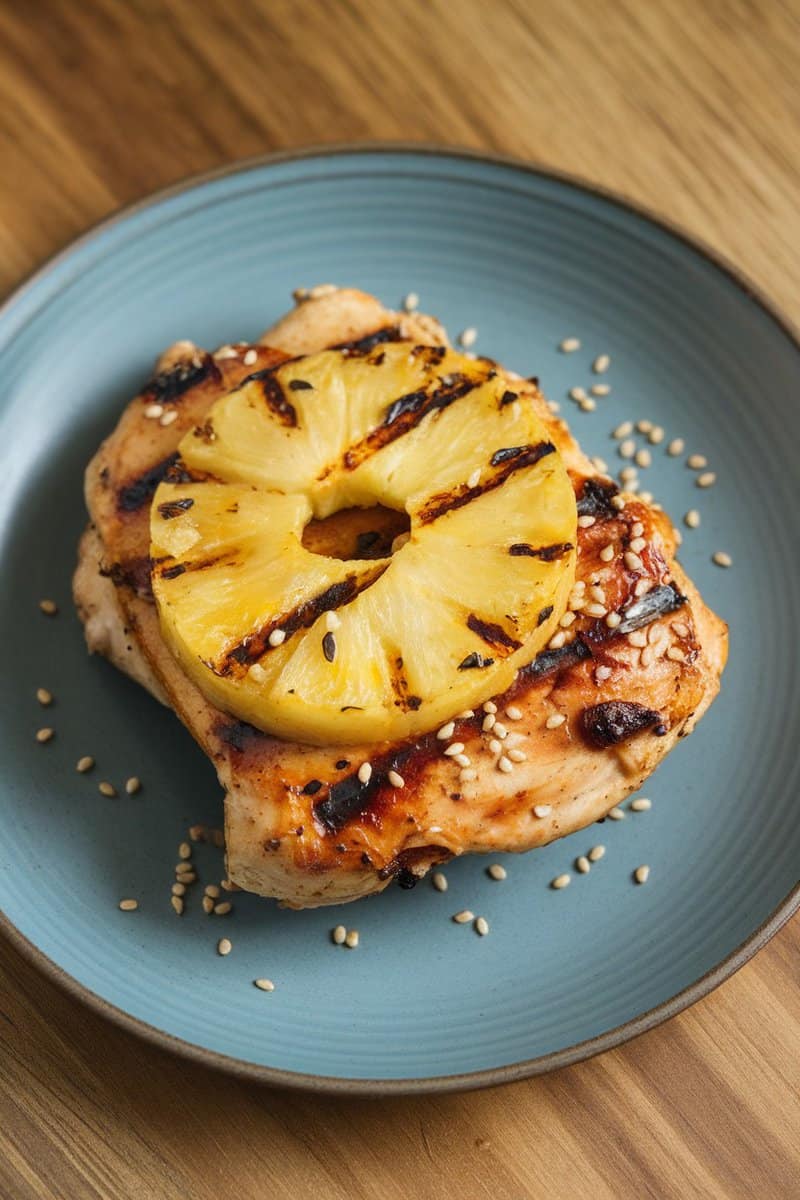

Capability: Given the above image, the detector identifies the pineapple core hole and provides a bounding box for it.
[301,504,410,562]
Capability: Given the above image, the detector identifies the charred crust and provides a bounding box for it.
[143,353,220,405]
[333,325,403,353]
[581,701,661,747]
[215,718,269,752]
[117,452,179,512]
[576,476,620,518]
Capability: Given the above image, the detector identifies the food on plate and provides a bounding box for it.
[74,287,727,908]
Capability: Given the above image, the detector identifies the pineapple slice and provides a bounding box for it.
[151,342,577,745]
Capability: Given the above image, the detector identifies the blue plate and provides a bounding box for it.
[0,147,797,1093]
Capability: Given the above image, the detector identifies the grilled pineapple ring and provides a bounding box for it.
[151,341,577,745]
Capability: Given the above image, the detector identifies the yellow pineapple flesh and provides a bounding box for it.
[150,342,577,745]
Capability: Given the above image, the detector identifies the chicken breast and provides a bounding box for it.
[74,288,728,907]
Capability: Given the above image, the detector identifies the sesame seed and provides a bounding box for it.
[505,705,523,721]
[648,426,664,444]
[118,898,138,911]
[432,872,448,892]
[76,755,94,773]
[443,742,465,757]
[588,845,606,861]
[214,344,239,360]
[687,453,707,469]
[488,863,506,881]
[545,713,566,730]
[345,929,359,949]
[595,665,612,682]
[217,938,232,956]
[599,543,615,562]
[607,806,625,821]
[243,348,258,365]
[204,884,221,898]
[36,687,53,706]
[548,630,567,650]
[634,578,650,597]
[159,409,178,427]
[559,337,580,352]
[626,480,640,493]
[551,874,571,890]
[202,896,214,914]
[533,804,552,818]
[620,466,638,483]
[593,354,610,374]
[569,386,587,402]
[98,781,116,797]
[684,509,701,529]
[332,924,347,943]
[214,901,233,916]
[631,521,644,537]
[456,709,475,719]
[481,712,496,732]
[628,630,647,647]
[172,882,186,897]
[591,456,609,474]
[497,755,513,773]
[590,585,606,603]
[144,403,164,419]
[35,727,54,743]
[613,421,633,438]
[388,770,405,788]
[268,628,286,647]
[403,291,419,311]
[666,646,686,662]
[125,776,141,795]
[458,327,478,348]
[712,551,732,568]
[357,761,372,784]
[437,721,455,740]
[39,599,58,615]
[453,910,474,924]
[630,537,646,553]
[453,753,471,768]
[248,662,267,683]
[171,895,184,915]
[507,748,527,763]
[559,611,577,628]
[467,468,481,489]
[640,646,654,668]
[579,396,596,412]
[590,382,610,398]
[634,865,650,885]
[254,978,275,990]
[474,916,490,936]
[493,722,508,739]
[619,438,635,458]
[672,621,690,638]
[178,841,191,860]
[667,437,685,456]
[483,700,497,714]
[624,551,643,571]
[325,610,341,632]
[631,798,652,811]
[635,448,651,468]
[584,602,607,618]
[577,514,596,528]
[605,612,622,629]
[610,495,626,511]
[640,491,654,504]
[459,768,477,782]
[636,420,653,434]
[488,738,502,754]
[547,400,561,413]
[576,855,590,874]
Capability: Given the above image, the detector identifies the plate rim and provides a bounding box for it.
[1,141,798,1095]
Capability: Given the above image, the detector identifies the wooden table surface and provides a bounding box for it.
[1,1,798,1196]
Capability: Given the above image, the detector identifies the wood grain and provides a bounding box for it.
[0,0,798,1196]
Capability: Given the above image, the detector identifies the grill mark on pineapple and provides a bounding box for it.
[239,368,298,427]
[117,452,179,512]
[508,541,573,561]
[466,615,521,654]
[143,353,221,405]
[158,553,231,581]
[417,441,556,525]
[216,566,388,675]
[388,654,422,712]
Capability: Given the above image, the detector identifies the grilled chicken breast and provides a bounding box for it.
[74,289,727,907]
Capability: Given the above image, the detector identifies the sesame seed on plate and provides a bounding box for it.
[545,713,566,730]
[332,924,347,943]
[178,841,191,860]
[98,781,116,797]
[35,727,54,743]
[613,420,633,439]
[159,410,178,427]
[39,599,58,615]
[569,386,587,402]
[619,466,638,483]
[243,348,258,365]
[171,895,184,915]
[712,551,732,567]
[432,872,448,892]
[474,916,490,936]
[483,700,497,714]
[595,665,612,682]
[118,898,138,911]
[599,543,615,562]
[453,754,471,768]
[254,978,276,990]
[579,397,597,411]
[453,910,474,924]
[357,761,372,784]
[443,742,465,757]
[508,748,527,763]
[634,865,650,885]
[667,437,685,456]
[631,798,652,811]
[635,448,651,468]
[202,896,214,914]
[268,628,286,646]
[76,755,94,773]
[648,426,665,444]
[619,438,635,458]
[533,804,552,818]
[576,855,590,874]
[458,327,478,348]
[592,354,610,374]
[125,776,141,795]
[559,337,580,352]
[388,770,405,788]
[205,884,221,898]
[607,806,625,820]
[325,610,341,632]
[459,768,477,782]
[437,721,455,740]
[551,873,571,890]
[547,400,561,413]
[217,938,232,956]
[172,882,186,897]
[590,383,610,397]
[345,929,360,949]
[35,687,53,707]
[403,291,419,311]
[497,755,513,773]
[144,403,163,419]
[687,453,707,469]
[214,901,233,916]
[636,419,653,434]
[624,551,643,571]
[488,863,507,881]
[588,845,606,861]
[684,509,701,528]
[467,468,481,489]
